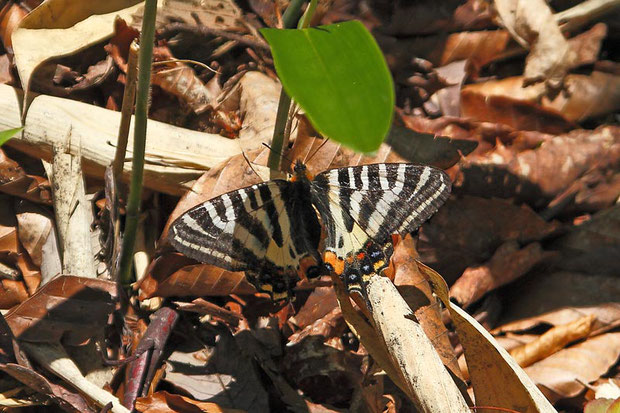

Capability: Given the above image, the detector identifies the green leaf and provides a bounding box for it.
[261,21,394,153]
[0,127,23,146]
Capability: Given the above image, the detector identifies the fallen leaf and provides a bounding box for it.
[456,125,620,208]
[417,195,560,282]
[450,241,555,308]
[12,0,143,102]
[494,0,577,89]
[461,72,620,124]
[164,331,269,412]
[495,271,619,333]
[420,262,557,412]
[525,332,620,402]
[509,314,595,367]
[138,253,256,299]
[4,275,116,345]
[135,391,245,413]
[0,363,95,413]
[0,148,52,205]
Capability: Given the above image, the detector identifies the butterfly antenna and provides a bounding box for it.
[241,150,262,180]
[262,143,295,170]
[305,137,330,165]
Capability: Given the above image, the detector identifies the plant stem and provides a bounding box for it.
[118,0,157,286]
[266,0,307,173]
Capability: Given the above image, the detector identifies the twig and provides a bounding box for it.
[112,41,139,185]
[159,22,270,51]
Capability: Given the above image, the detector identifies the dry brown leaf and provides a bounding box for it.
[550,204,620,276]
[287,306,345,346]
[138,253,255,299]
[495,271,619,335]
[4,275,116,345]
[420,262,557,412]
[525,332,620,402]
[494,0,577,89]
[457,125,620,208]
[174,298,243,326]
[509,315,595,367]
[135,391,245,413]
[461,72,620,124]
[391,236,465,383]
[0,149,52,205]
[283,335,363,405]
[417,195,560,282]
[152,46,218,115]
[0,363,95,413]
[289,286,339,331]
[494,303,620,337]
[450,241,555,308]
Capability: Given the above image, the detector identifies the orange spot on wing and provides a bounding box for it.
[324,251,344,275]
[357,252,366,260]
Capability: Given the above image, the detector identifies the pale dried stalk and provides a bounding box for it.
[21,342,129,413]
[366,276,469,412]
[48,137,96,278]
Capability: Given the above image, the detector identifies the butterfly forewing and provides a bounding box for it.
[311,163,451,252]
[168,179,323,300]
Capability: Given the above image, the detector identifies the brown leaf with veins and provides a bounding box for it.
[417,195,560,283]
[525,332,620,402]
[450,240,556,308]
[509,314,595,368]
[139,253,255,299]
[456,125,620,208]
[4,275,116,345]
[461,72,620,125]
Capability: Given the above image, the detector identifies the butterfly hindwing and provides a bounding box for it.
[168,180,323,300]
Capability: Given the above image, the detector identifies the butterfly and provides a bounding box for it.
[168,161,451,301]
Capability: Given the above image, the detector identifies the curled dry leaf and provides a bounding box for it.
[152,46,219,115]
[419,262,557,412]
[289,286,339,331]
[457,125,620,208]
[494,0,577,89]
[461,72,620,125]
[287,306,345,346]
[0,149,52,205]
[509,314,595,368]
[4,275,116,345]
[450,240,556,308]
[525,332,620,402]
[417,195,560,282]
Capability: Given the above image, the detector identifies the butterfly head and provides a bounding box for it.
[291,160,314,182]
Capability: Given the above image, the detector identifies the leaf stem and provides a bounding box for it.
[266,0,309,174]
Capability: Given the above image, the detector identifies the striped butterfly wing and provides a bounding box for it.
[310,163,451,295]
[168,180,322,301]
